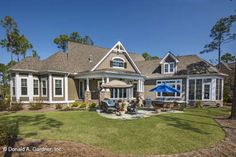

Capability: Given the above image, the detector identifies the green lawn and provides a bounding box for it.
[0,107,230,155]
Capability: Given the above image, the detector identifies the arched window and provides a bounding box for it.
[112,57,125,68]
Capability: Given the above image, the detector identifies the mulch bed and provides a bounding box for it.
[1,117,236,157]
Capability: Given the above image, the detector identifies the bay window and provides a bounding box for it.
[111,88,130,99]
[41,79,47,96]
[33,79,39,96]
[54,78,63,97]
[21,78,27,95]
[12,77,15,96]
[216,78,222,100]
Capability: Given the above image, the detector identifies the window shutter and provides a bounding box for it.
[124,62,127,68]
[110,60,113,67]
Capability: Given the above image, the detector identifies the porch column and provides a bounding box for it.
[186,77,189,104]
[212,78,216,101]
[86,77,90,91]
[137,79,141,92]
[15,72,20,102]
[136,79,144,107]
[221,79,224,101]
[28,73,33,102]
[84,77,91,102]
[102,77,105,91]
[64,75,68,103]
[49,74,52,103]
[106,77,110,91]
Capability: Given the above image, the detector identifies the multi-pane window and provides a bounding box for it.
[189,79,195,100]
[55,79,62,96]
[41,79,47,96]
[21,78,27,95]
[188,78,212,101]
[33,79,39,95]
[112,58,124,68]
[156,80,182,98]
[170,63,174,72]
[164,62,175,73]
[12,77,15,95]
[196,79,202,100]
[164,64,169,73]
[216,78,222,100]
[111,88,128,99]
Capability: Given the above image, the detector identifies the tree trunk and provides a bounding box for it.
[17,54,20,62]
[230,62,236,120]
[217,37,221,69]
[11,52,13,62]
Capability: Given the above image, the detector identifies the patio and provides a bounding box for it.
[97,109,183,120]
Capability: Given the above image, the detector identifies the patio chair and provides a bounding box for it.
[127,101,137,114]
[101,99,117,113]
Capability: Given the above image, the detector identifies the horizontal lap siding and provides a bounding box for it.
[68,77,79,100]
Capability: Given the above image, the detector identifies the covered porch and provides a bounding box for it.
[74,71,145,104]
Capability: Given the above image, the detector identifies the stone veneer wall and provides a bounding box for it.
[136,92,144,107]
[99,91,111,103]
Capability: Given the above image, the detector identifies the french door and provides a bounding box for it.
[203,83,211,100]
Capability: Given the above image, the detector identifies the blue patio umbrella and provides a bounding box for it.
[149,84,180,93]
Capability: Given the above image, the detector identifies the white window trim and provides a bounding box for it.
[155,79,182,98]
[163,62,175,74]
[188,77,216,101]
[11,77,16,96]
[203,83,211,100]
[41,78,47,97]
[20,77,28,96]
[53,77,64,97]
[112,57,125,69]
[33,78,39,96]
[111,88,128,99]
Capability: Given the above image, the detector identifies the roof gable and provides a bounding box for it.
[160,52,179,64]
[91,41,141,73]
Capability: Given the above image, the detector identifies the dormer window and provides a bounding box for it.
[164,62,175,73]
[160,52,179,74]
[111,57,127,68]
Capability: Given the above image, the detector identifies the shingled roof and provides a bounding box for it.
[10,42,221,77]
[10,42,145,73]
[136,55,221,78]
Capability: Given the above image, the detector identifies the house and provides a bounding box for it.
[8,41,226,106]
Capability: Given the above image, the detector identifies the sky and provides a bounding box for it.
[0,0,235,64]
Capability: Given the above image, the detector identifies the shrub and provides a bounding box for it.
[8,103,23,111]
[29,103,43,110]
[61,106,76,111]
[79,103,87,109]
[89,103,97,108]
[178,103,186,111]
[71,101,80,108]
[195,101,202,108]
[55,104,62,110]
[0,121,18,146]
[0,100,10,111]
[223,94,232,103]
[89,103,97,111]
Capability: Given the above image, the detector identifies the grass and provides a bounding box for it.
[0,107,230,155]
